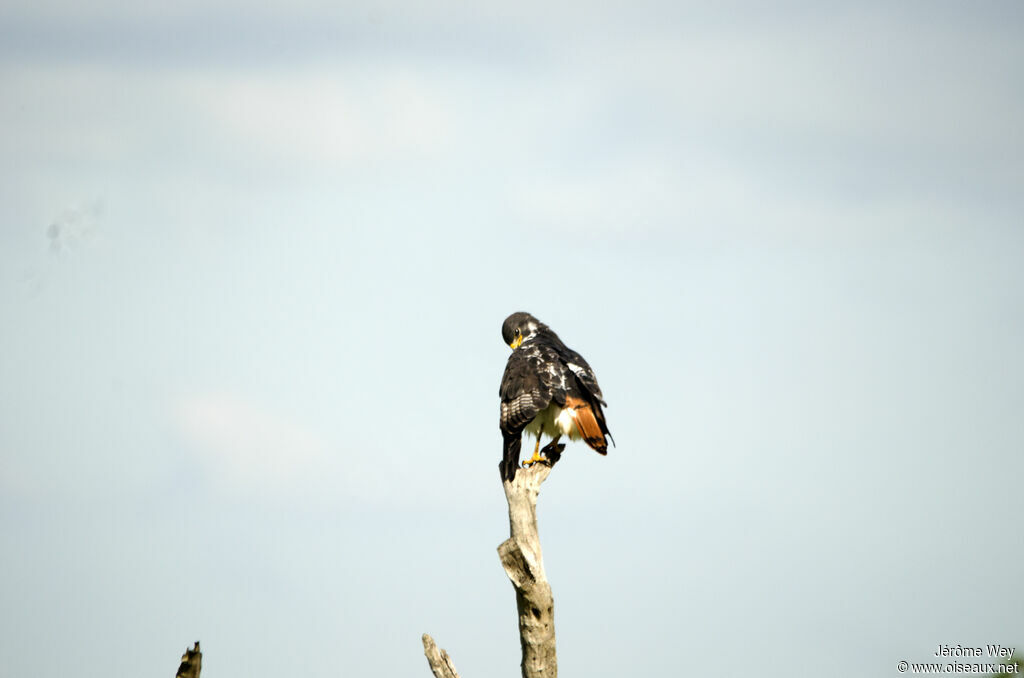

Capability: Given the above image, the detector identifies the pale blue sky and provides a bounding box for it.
[1,2,1022,676]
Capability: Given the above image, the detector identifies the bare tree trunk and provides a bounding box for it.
[175,642,201,678]
[422,459,560,678]
[497,462,557,678]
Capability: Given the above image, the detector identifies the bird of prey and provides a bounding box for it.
[499,312,613,482]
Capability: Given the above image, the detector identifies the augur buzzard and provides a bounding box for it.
[499,312,613,482]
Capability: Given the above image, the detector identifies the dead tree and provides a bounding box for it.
[175,642,201,678]
[423,458,560,678]
[497,460,558,677]
[422,633,462,678]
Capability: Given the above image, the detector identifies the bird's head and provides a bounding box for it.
[502,311,544,350]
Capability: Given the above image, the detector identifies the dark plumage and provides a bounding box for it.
[499,312,613,482]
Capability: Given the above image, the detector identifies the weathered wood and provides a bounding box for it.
[174,642,201,678]
[422,456,561,678]
[422,633,461,678]
[498,460,558,678]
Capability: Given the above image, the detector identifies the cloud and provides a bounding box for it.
[1,61,456,181]
[175,391,331,495]
[185,67,454,170]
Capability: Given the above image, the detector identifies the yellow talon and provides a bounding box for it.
[522,450,545,467]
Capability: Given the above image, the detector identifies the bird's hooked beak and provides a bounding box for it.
[510,335,523,350]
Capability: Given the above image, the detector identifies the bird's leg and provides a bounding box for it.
[524,425,545,467]
[540,435,564,465]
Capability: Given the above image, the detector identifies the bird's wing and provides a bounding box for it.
[499,342,559,434]
[558,346,606,406]
[499,343,561,482]
[552,340,614,447]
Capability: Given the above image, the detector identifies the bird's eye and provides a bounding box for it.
[515,328,521,335]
